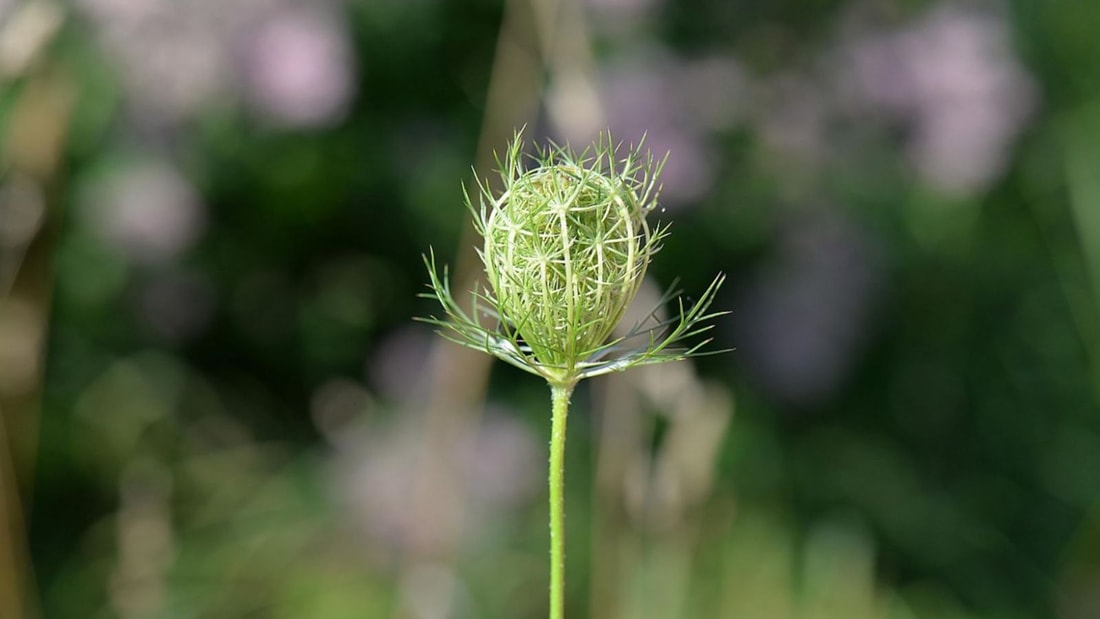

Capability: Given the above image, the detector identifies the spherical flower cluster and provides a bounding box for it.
[482,146,658,375]
[423,131,724,388]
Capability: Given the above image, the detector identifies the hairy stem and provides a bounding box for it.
[549,382,573,619]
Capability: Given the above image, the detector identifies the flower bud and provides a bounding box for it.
[482,157,656,377]
[422,131,724,387]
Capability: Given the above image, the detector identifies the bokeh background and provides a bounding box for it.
[2,0,1099,617]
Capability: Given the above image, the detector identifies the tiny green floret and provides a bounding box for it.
[420,130,726,388]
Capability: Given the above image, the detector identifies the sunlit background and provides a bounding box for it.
[2,0,1099,617]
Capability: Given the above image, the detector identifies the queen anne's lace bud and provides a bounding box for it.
[483,150,657,375]
[422,131,725,387]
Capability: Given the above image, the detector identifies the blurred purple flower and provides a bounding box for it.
[464,412,541,508]
[75,0,231,121]
[82,160,206,263]
[597,53,747,206]
[367,325,434,403]
[74,0,355,126]
[841,3,1037,196]
[241,6,355,128]
[328,407,540,558]
[732,208,882,408]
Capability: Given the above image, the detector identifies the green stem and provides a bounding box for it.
[549,382,573,619]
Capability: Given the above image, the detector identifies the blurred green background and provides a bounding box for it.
[2,0,1099,617]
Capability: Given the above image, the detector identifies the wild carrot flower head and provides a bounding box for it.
[421,131,725,387]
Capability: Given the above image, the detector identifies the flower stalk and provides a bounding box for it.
[548,382,572,619]
[419,130,726,618]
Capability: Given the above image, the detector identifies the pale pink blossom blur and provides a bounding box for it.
[328,409,541,558]
[598,52,748,205]
[242,7,355,128]
[75,0,235,120]
[82,160,206,263]
[732,208,883,407]
[842,3,1037,196]
[74,0,356,127]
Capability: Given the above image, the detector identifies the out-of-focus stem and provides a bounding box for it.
[1,58,75,619]
[1064,117,1100,398]
[391,0,562,616]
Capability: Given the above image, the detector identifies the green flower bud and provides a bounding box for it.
[421,130,725,387]
[482,150,657,378]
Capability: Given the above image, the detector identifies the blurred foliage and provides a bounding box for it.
[1,0,1100,618]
